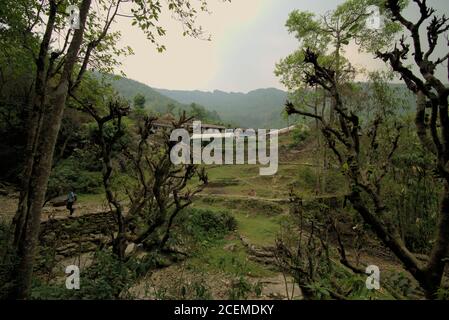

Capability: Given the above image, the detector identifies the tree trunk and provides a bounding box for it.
[10,0,92,299]
[321,95,328,193]
[421,183,449,298]
[12,0,58,249]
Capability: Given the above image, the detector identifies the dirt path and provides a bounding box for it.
[0,193,108,223]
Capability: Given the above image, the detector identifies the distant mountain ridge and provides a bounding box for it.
[154,87,289,128]
[99,75,221,123]
[104,74,417,130]
[104,73,290,128]
[99,75,184,111]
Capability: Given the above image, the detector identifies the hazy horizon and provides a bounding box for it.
[112,73,417,95]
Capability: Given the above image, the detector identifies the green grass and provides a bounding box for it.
[233,212,285,247]
[192,199,285,247]
[186,200,285,278]
[77,193,105,202]
[194,158,329,198]
[186,239,275,278]
[195,196,285,214]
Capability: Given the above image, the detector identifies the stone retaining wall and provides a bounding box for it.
[39,212,116,259]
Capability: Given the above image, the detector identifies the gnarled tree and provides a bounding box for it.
[83,96,207,260]
[123,113,208,252]
[374,0,449,298]
[286,44,448,298]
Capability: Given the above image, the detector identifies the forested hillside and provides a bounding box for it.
[109,76,416,129]
[155,88,289,128]
[107,74,289,128]
[98,74,184,112]
[99,74,222,124]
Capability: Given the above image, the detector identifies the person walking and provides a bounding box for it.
[66,190,77,216]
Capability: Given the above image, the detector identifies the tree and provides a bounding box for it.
[10,0,94,299]
[285,54,407,298]
[275,1,399,193]
[133,93,146,110]
[5,0,230,299]
[70,73,208,261]
[375,0,449,298]
[0,1,39,182]
[123,113,208,251]
[166,102,176,115]
[85,103,208,259]
[83,98,130,260]
[275,0,399,106]
[189,103,207,121]
[280,0,449,298]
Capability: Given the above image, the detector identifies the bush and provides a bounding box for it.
[48,158,103,195]
[296,167,317,191]
[290,125,310,148]
[227,276,253,300]
[0,220,18,298]
[180,208,237,243]
[31,250,141,300]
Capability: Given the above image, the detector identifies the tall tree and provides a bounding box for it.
[275,0,399,193]
[376,0,449,298]
[11,0,93,299]
[133,93,146,110]
[279,0,449,298]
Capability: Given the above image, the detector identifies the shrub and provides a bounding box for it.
[48,158,103,195]
[0,220,18,298]
[31,250,140,300]
[296,167,317,191]
[180,208,237,243]
[290,125,310,148]
[227,276,262,300]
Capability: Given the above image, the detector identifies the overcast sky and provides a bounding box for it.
[113,0,449,93]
